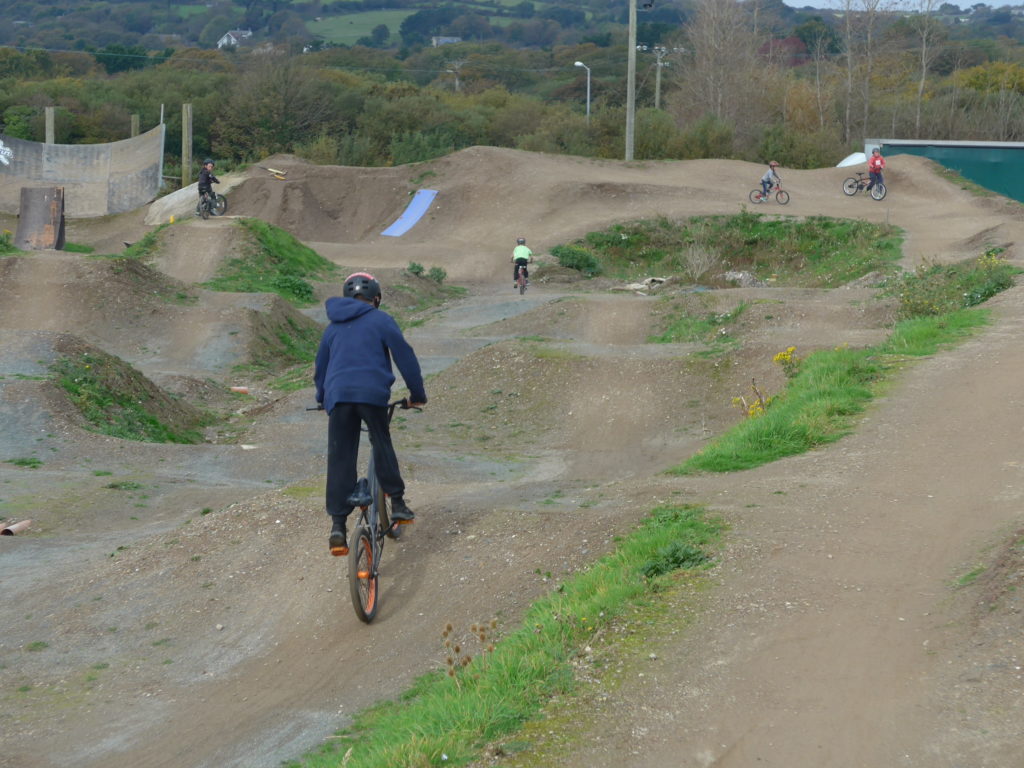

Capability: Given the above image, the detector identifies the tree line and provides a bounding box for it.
[1,0,1023,177]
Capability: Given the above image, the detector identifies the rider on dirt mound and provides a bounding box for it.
[511,236,532,288]
[196,158,219,213]
[313,272,427,555]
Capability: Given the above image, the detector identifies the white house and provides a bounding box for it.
[217,29,253,49]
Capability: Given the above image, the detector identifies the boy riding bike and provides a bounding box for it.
[760,160,781,200]
[196,158,219,214]
[511,236,532,289]
[313,272,427,556]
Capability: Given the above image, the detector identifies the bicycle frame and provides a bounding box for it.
[345,399,412,623]
[516,264,527,294]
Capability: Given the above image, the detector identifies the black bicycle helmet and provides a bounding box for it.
[203,158,214,166]
[516,237,526,245]
[343,272,382,301]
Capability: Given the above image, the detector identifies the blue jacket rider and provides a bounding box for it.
[314,273,427,555]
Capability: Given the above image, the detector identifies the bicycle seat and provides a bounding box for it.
[346,478,372,507]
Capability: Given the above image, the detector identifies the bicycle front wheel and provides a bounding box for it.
[842,178,859,196]
[870,183,887,201]
[775,190,790,205]
[212,194,228,216]
[348,527,379,623]
[748,189,764,204]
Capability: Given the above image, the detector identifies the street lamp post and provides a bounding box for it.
[574,61,591,126]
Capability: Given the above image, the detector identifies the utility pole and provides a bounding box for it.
[181,103,192,190]
[625,0,637,161]
[446,59,466,93]
[654,46,667,110]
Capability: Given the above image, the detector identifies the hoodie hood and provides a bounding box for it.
[325,296,375,324]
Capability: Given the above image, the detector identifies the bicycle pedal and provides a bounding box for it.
[330,545,349,557]
[393,518,414,526]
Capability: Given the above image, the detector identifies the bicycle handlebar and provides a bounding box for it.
[306,398,422,413]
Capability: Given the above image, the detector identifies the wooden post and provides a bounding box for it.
[131,114,140,137]
[45,106,55,144]
[181,102,193,190]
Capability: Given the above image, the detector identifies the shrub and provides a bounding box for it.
[407,261,425,276]
[551,244,603,276]
[270,274,314,303]
[426,266,447,284]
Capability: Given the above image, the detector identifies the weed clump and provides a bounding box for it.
[883,248,1018,319]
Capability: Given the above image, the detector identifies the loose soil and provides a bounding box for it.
[0,149,1022,768]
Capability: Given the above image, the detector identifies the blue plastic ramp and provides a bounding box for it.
[381,189,438,237]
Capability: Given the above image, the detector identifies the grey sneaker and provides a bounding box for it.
[390,498,415,523]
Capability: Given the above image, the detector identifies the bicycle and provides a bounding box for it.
[749,183,790,205]
[842,171,886,201]
[309,399,417,623]
[516,263,528,295]
[197,189,228,219]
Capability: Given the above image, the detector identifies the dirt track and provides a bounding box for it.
[1,148,1022,768]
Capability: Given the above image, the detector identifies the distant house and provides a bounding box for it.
[431,36,462,47]
[217,29,253,49]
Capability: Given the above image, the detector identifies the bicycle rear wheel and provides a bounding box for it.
[348,526,379,623]
[842,178,859,196]
[519,276,526,295]
[870,183,887,201]
[775,190,790,205]
[748,189,764,204]
[200,197,210,220]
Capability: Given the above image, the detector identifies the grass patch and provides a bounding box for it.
[284,504,724,768]
[553,213,902,285]
[62,242,94,254]
[105,481,144,491]
[6,457,42,469]
[676,345,885,473]
[307,10,416,44]
[50,346,208,444]
[956,565,986,587]
[99,224,169,261]
[203,219,337,306]
[649,299,747,346]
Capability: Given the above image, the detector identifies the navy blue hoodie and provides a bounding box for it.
[314,297,427,412]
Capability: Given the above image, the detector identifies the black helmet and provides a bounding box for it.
[343,272,381,301]
[516,237,526,245]
[203,158,214,166]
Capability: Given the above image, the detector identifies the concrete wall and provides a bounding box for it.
[0,125,165,218]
